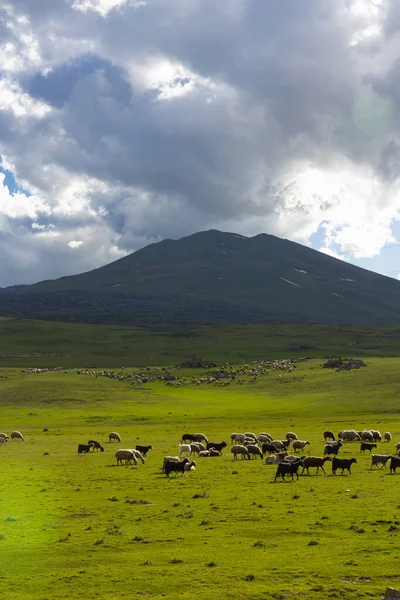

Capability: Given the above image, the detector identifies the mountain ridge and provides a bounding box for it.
[0,229,399,326]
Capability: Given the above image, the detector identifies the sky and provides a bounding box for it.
[1,0,400,286]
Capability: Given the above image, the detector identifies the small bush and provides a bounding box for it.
[252,540,265,547]
[244,574,255,581]
[170,558,183,564]
[206,561,217,567]
[308,539,319,546]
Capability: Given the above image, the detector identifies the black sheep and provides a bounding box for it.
[165,457,195,477]
[390,456,400,474]
[324,441,342,456]
[206,441,227,452]
[262,443,282,455]
[332,457,357,474]
[78,443,94,454]
[360,442,377,453]
[274,458,303,482]
[135,444,153,456]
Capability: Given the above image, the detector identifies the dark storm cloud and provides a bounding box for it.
[0,0,399,285]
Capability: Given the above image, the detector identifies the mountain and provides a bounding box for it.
[1,229,400,326]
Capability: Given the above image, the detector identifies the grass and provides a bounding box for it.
[0,318,400,367]
[0,354,400,598]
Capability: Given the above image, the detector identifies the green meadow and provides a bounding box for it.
[1,347,400,599]
[1,317,400,367]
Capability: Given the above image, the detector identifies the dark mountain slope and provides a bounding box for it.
[1,229,399,325]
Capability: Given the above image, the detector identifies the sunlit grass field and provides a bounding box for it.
[0,357,400,599]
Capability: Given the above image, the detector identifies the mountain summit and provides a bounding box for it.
[1,229,400,325]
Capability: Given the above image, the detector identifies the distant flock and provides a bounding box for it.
[1,427,400,480]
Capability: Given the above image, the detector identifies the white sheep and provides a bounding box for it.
[129,449,145,464]
[198,450,211,457]
[190,443,201,455]
[292,440,310,452]
[115,449,137,466]
[232,433,246,444]
[10,431,24,441]
[341,430,360,442]
[257,433,273,443]
[244,432,257,440]
[384,432,392,442]
[231,444,250,460]
[270,440,286,451]
[193,433,208,444]
[179,444,192,457]
[0,437,7,447]
[285,432,298,441]
[265,452,287,465]
[109,432,121,442]
[360,430,373,442]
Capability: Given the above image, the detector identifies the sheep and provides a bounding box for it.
[0,437,8,446]
[231,445,250,460]
[301,456,331,475]
[162,456,179,472]
[0,433,9,440]
[230,433,239,443]
[88,440,104,452]
[370,454,393,469]
[324,441,342,456]
[193,433,208,444]
[135,444,152,456]
[198,450,211,457]
[390,456,400,473]
[206,441,227,453]
[257,433,273,443]
[190,443,201,455]
[274,458,303,482]
[292,440,310,452]
[323,430,335,441]
[262,442,282,455]
[384,432,392,442]
[360,430,373,442]
[179,444,192,457]
[181,433,196,443]
[78,443,95,454]
[332,457,357,475]
[341,430,361,442]
[395,442,400,451]
[115,449,137,466]
[109,432,121,443]
[285,432,298,441]
[231,433,246,444]
[184,460,196,472]
[164,457,195,477]
[371,430,382,442]
[270,440,286,451]
[209,449,222,457]
[246,444,263,459]
[265,452,287,465]
[244,432,257,440]
[129,449,145,464]
[360,442,377,453]
[10,431,24,442]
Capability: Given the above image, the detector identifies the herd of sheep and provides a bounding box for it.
[3,426,400,480]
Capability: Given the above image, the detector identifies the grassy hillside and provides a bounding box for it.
[1,358,400,599]
[0,318,400,367]
[2,230,400,325]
